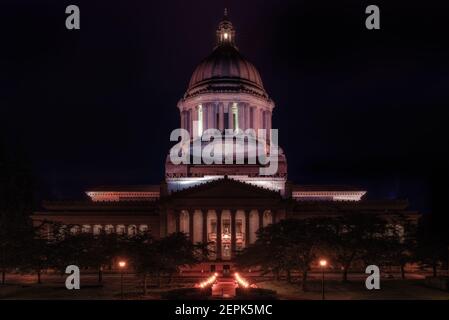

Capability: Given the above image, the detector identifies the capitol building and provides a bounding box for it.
[33,11,417,271]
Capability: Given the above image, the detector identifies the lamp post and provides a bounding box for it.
[118,260,127,300]
[319,259,327,300]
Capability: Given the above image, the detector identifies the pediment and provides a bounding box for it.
[168,178,282,200]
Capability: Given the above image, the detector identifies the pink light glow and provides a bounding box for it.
[195,273,218,289]
[234,272,250,288]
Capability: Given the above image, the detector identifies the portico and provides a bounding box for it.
[161,176,286,261]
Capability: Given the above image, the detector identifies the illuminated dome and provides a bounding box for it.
[185,10,268,99]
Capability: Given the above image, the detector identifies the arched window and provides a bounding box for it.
[93,225,103,235]
[128,225,137,237]
[70,225,80,235]
[82,225,92,233]
[59,225,68,236]
[116,225,126,235]
[139,225,149,234]
[105,225,114,234]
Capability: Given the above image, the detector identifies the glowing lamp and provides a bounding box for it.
[319,259,327,267]
[118,261,127,268]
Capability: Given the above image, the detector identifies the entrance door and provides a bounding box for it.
[223,264,230,276]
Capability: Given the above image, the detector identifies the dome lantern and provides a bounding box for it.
[216,8,236,47]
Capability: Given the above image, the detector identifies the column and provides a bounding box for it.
[254,107,260,132]
[175,210,180,233]
[189,210,194,241]
[268,111,272,131]
[244,103,250,130]
[188,109,192,136]
[180,111,185,130]
[192,106,198,139]
[216,210,222,260]
[245,210,250,246]
[202,209,208,244]
[258,209,264,230]
[238,104,244,131]
[231,209,237,258]
[208,104,214,130]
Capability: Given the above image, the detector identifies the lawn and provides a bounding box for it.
[1,273,449,300]
[257,279,449,300]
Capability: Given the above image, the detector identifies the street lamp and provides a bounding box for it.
[118,260,127,300]
[319,259,327,300]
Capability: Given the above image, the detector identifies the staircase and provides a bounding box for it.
[212,277,236,298]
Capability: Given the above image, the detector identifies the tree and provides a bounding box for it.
[19,227,53,284]
[50,228,120,283]
[373,215,417,279]
[416,215,448,277]
[236,218,330,291]
[128,232,203,293]
[0,138,35,284]
[326,213,389,282]
[127,233,158,294]
[235,227,287,281]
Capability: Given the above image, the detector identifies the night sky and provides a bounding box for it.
[1,1,448,221]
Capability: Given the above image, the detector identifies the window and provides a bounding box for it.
[223,219,231,234]
[82,225,91,233]
[216,110,220,129]
[224,112,229,130]
[128,225,137,237]
[105,225,114,234]
[116,225,125,235]
[236,220,243,234]
[70,225,80,235]
[210,220,217,233]
[93,225,103,235]
[232,103,238,130]
[139,224,149,234]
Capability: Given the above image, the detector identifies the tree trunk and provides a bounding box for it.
[286,269,292,283]
[400,264,406,280]
[342,266,349,282]
[37,270,42,284]
[342,252,356,282]
[301,270,308,292]
[1,270,5,285]
[157,272,161,288]
[275,270,280,281]
[143,274,148,295]
[98,268,103,283]
[432,263,437,277]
